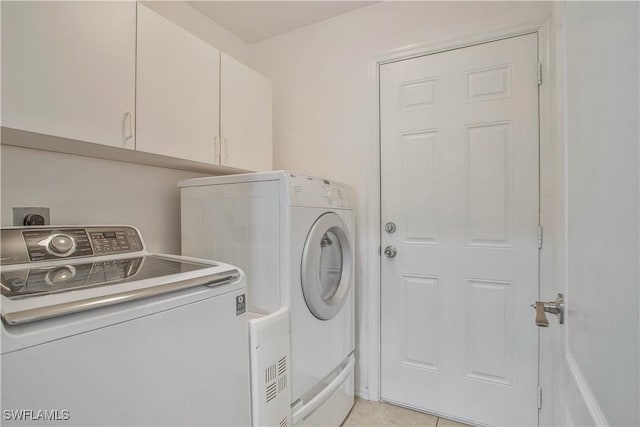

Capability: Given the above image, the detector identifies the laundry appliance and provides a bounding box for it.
[1,225,250,426]
[180,171,355,426]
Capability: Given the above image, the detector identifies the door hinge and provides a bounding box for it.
[538,386,543,409]
[537,225,543,249]
[537,62,542,86]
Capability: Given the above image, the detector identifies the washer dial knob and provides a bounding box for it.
[48,234,75,256]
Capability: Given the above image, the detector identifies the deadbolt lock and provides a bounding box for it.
[385,222,396,233]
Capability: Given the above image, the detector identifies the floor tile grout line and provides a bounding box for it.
[342,398,470,427]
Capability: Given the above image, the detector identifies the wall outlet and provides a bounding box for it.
[13,207,50,226]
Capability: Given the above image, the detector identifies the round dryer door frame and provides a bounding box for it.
[301,212,353,320]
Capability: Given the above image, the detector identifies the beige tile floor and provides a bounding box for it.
[342,399,471,427]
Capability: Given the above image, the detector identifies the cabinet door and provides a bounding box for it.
[1,2,136,149]
[136,3,220,164]
[221,53,273,171]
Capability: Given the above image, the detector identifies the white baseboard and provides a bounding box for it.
[566,352,609,426]
[355,387,369,400]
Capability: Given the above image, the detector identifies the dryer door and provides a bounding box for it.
[301,212,353,320]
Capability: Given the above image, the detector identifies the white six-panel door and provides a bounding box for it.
[380,34,540,426]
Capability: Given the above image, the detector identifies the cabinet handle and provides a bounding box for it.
[213,136,221,164]
[123,112,133,141]
[223,138,230,164]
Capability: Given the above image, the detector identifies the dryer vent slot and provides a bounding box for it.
[266,381,277,403]
[279,416,288,427]
[264,355,288,404]
[277,356,287,376]
[277,374,287,393]
[265,363,277,384]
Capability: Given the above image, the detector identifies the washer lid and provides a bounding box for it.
[1,255,216,299]
[1,256,241,326]
[301,212,353,320]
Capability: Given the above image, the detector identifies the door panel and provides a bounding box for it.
[380,34,539,426]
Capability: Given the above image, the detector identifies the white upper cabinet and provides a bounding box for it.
[221,53,273,171]
[1,2,136,149]
[2,2,272,172]
[135,3,220,164]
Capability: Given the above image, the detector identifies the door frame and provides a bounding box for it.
[366,18,558,425]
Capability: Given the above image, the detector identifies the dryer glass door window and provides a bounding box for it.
[319,230,343,301]
[302,212,352,320]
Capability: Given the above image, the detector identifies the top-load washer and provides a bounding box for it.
[180,171,355,426]
[1,225,250,426]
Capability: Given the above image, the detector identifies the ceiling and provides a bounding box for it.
[188,1,377,44]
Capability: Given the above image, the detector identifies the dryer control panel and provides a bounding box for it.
[1,226,144,265]
[286,173,353,209]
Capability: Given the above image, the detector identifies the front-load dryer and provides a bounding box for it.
[179,171,355,426]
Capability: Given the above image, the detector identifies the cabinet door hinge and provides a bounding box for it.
[538,386,543,409]
[537,62,543,86]
[538,225,543,249]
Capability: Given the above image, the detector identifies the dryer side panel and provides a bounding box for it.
[181,181,280,314]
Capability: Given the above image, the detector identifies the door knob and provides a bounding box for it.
[383,245,397,258]
[530,293,564,327]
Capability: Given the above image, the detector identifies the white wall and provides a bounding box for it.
[0,146,205,253]
[251,1,552,396]
[141,1,251,65]
[563,2,639,426]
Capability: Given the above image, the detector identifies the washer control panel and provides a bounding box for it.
[23,228,93,261]
[89,228,142,255]
[0,226,144,265]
